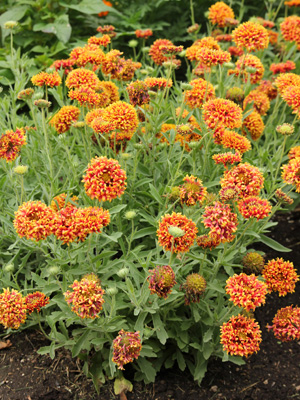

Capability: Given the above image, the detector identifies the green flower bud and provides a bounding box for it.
[34,99,51,108]
[120,152,132,160]
[181,83,194,90]
[4,21,18,30]
[13,165,28,175]
[125,210,137,220]
[106,287,118,296]
[168,226,185,238]
[117,267,129,278]
[223,62,235,69]
[4,263,14,273]
[48,266,60,275]
[128,39,138,48]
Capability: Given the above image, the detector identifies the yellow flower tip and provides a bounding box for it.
[13,165,28,175]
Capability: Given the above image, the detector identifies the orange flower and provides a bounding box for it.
[226,273,268,311]
[175,108,201,130]
[236,54,264,84]
[262,258,299,296]
[275,188,294,205]
[242,110,265,140]
[97,81,119,104]
[232,21,269,52]
[220,162,264,198]
[208,2,235,28]
[196,234,221,250]
[96,25,116,38]
[267,29,278,45]
[31,71,62,87]
[144,77,172,91]
[228,46,244,57]
[257,80,278,100]
[243,90,270,116]
[157,212,198,253]
[0,288,27,329]
[148,265,176,299]
[268,306,300,342]
[85,108,105,126]
[282,157,300,192]
[135,29,153,39]
[270,60,296,75]
[194,47,231,67]
[25,292,50,314]
[179,175,207,206]
[82,156,127,202]
[215,34,232,42]
[69,86,101,108]
[0,128,26,162]
[288,145,300,160]
[212,151,242,167]
[112,330,142,370]
[98,0,112,17]
[280,16,300,48]
[76,44,105,68]
[202,201,238,243]
[50,59,75,75]
[64,274,105,318]
[88,35,111,47]
[220,314,262,357]
[102,101,139,134]
[50,193,78,211]
[186,37,220,61]
[237,196,272,220]
[221,129,252,154]
[127,80,150,107]
[184,78,215,109]
[49,106,80,134]
[14,201,57,242]
[65,68,100,90]
[281,85,300,115]
[285,0,300,5]
[149,39,175,65]
[274,73,300,94]
[203,98,243,130]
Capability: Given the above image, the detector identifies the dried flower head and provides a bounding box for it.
[0,128,26,162]
[50,106,80,134]
[208,2,235,28]
[82,156,127,202]
[226,273,268,311]
[126,80,150,107]
[64,274,105,319]
[262,258,299,296]
[14,201,57,242]
[181,273,206,305]
[25,292,50,314]
[0,288,27,329]
[202,201,238,243]
[275,188,294,205]
[232,21,269,52]
[242,252,265,275]
[220,314,262,357]
[267,306,300,342]
[148,265,176,299]
[112,330,142,370]
[226,87,244,104]
[157,212,198,253]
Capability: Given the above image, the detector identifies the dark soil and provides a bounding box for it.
[0,212,300,400]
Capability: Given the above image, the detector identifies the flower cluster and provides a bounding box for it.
[184,78,215,109]
[262,258,299,296]
[112,330,142,370]
[232,21,269,52]
[220,314,262,357]
[282,157,300,192]
[220,130,251,154]
[64,274,105,319]
[243,90,270,116]
[0,288,27,329]
[270,60,296,75]
[267,306,300,342]
[237,196,272,220]
[148,265,176,299]
[0,128,26,162]
[226,273,268,311]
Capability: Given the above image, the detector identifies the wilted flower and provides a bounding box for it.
[112,330,142,370]
[220,314,262,357]
[126,80,150,107]
[157,212,198,253]
[242,252,265,275]
[148,265,176,299]
[64,274,105,319]
[226,273,268,311]
[196,234,221,250]
[275,188,293,205]
[0,288,27,329]
[267,306,300,342]
[262,258,299,296]
[181,273,206,305]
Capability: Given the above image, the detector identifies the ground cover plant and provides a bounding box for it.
[0,0,300,397]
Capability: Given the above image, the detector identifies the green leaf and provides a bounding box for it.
[148,184,163,205]
[72,330,90,357]
[60,0,121,15]
[137,358,156,382]
[203,329,213,343]
[259,234,291,252]
[176,349,186,371]
[152,313,168,344]
[132,227,156,240]
[0,6,28,31]
[53,15,71,43]
[108,204,127,215]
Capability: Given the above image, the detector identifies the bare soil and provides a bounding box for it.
[0,212,300,400]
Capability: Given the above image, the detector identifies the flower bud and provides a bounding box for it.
[4,263,14,273]
[246,66,256,74]
[276,123,294,136]
[106,287,118,296]
[120,153,132,160]
[168,226,185,238]
[13,165,28,175]
[72,121,85,128]
[223,62,235,69]
[133,143,143,150]
[117,267,129,278]
[34,99,51,108]
[4,21,18,30]
[181,83,194,90]
[128,39,138,48]
[48,266,60,275]
[17,88,34,101]
[125,210,137,219]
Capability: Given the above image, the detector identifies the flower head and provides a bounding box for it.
[96,25,116,38]
[243,90,270,116]
[203,98,243,130]
[230,54,264,84]
[281,85,300,115]
[257,80,278,100]
[112,330,142,370]
[88,35,111,47]
[270,60,296,75]
[196,234,221,250]
[65,68,100,90]
[82,156,127,202]
[212,151,242,167]
[64,274,105,319]
[14,201,57,242]
[289,145,300,160]
[144,77,172,91]
[275,188,294,205]
[208,2,235,28]
[126,80,150,107]
[232,21,269,52]
[280,16,300,48]
[25,292,50,314]
[274,73,300,94]
[0,288,27,329]
[157,212,198,253]
[102,101,139,135]
[267,306,300,342]
[50,193,78,212]
[31,71,61,87]
[282,157,300,192]
[276,123,294,136]
[0,128,26,162]
[50,58,75,75]
[242,111,265,141]
[181,273,206,305]
[220,314,262,357]
[179,175,207,206]
[148,265,176,299]
[50,106,80,134]
[149,39,174,65]
[202,201,238,243]
[194,47,231,67]
[226,273,268,311]
[17,88,35,101]
[242,252,265,275]
[221,130,252,154]
[135,29,153,39]
[262,258,299,296]
[238,196,272,220]
[184,78,215,109]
